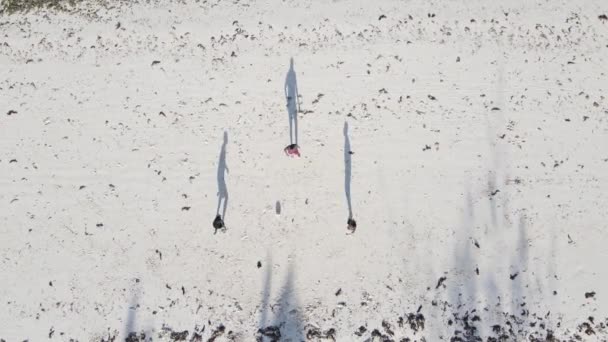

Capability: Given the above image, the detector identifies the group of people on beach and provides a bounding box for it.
[213,58,355,234]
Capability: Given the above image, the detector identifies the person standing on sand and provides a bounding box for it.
[347,217,357,233]
[213,131,229,233]
[213,214,225,234]
[344,122,356,233]
[284,144,300,157]
[284,57,301,157]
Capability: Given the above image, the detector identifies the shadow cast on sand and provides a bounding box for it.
[344,122,353,220]
[443,177,538,341]
[121,290,153,342]
[257,256,305,342]
[215,131,229,230]
[285,57,299,146]
[344,122,357,232]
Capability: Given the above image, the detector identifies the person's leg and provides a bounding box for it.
[216,194,222,216]
[221,192,228,221]
[288,113,294,145]
[294,111,298,145]
[288,99,297,145]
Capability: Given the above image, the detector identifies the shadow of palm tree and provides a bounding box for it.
[257,257,305,342]
[123,290,150,342]
[273,264,305,341]
[124,292,137,338]
[447,179,533,340]
[447,188,483,341]
[449,190,477,306]
[259,254,273,330]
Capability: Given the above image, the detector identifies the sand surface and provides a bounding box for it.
[1,0,608,340]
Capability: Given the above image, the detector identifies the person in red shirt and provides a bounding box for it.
[283,143,300,157]
[347,217,357,233]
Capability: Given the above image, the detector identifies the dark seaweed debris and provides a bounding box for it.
[256,325,280,342]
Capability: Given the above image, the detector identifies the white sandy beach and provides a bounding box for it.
[1,0,608,340]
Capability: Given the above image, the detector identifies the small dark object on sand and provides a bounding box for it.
[436,276,447,289]
[213,214,225,233]
[257,326,281,340]
[170,330,188,341]
[347,218,357,233]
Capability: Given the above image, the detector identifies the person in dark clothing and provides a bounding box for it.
[347,217,357,234]
[213,214,225,234]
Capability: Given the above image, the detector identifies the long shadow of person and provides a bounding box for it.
[344,122,356,233]
[283,58,301,157]
[257,259,305,342]
[213,131,229,233]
